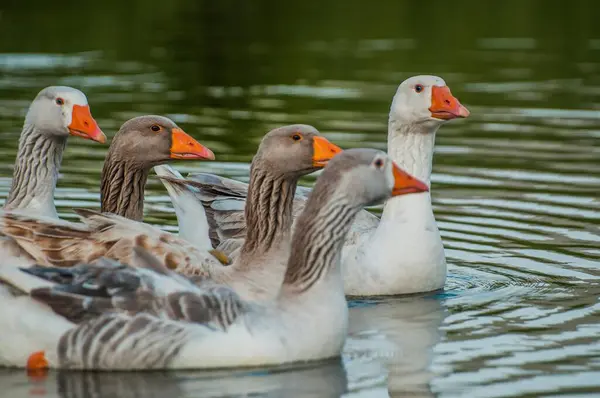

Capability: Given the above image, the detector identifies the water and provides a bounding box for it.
[0,0,599,396]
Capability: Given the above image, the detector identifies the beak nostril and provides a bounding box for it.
[445,99,451,105]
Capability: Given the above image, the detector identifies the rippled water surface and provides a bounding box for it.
[0,1,599,397]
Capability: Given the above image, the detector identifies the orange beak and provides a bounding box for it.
[68,105,106,143]
[429,86,470,120]
[170,128,215,160]
[391,162,429,196]
[312,136,343,167]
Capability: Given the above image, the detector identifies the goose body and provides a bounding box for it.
[161,75,470,296]
[0,251,346,370]
[0,149,429,370]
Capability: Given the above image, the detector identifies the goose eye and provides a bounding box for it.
[292,134,302,141]
[55,98,64,106]
[415,84,424,93]
[151,125,161,132]
[374,158,384,169]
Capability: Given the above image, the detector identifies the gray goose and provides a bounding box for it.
[0,125,342,302]
[3,86,105,219]
[0,148,429,370]
[0,115,215,267]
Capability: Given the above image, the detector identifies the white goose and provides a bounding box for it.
[3,86,105,219]
[0,149,428,370]
[156,75,470,295]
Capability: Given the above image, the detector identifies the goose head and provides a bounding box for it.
[322,148,430,207]
[109,115,215,166]
[25,86,106,143]
[390,75,470,130]
[253,124,343,177]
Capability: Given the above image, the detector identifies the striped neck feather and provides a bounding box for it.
[4,124,66,217]
[281,184,360,295]
[238,164,297,264]
[100,157,149,221]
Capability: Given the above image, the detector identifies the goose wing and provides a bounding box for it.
[0,209,225,276]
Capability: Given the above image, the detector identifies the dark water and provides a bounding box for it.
[0,1,599,397]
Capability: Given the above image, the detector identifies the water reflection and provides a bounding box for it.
[0,360,348,398]
[345,297,446,397]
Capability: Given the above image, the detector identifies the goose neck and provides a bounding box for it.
[280,188,360,298]
[382,119,439,223]
[4,124,66,217]
[100,156,150,221]
[236,165,297,267]
[387,120,439,186]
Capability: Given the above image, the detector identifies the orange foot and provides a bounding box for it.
[26,351,49,381]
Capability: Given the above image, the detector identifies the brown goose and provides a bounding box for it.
[99,115,214,221]
[0,115,215,266]
[3,86,106,219]
[0,125,342,302]
[0,148,429,370]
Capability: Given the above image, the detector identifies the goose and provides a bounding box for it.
[157,75,470,295]
[0,148,429,370]
[0,125,342,301]
[3,86,106,219]
[0,115,216,267]
[97,115,215,221]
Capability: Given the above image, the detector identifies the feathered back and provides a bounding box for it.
[23,247,247,330]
